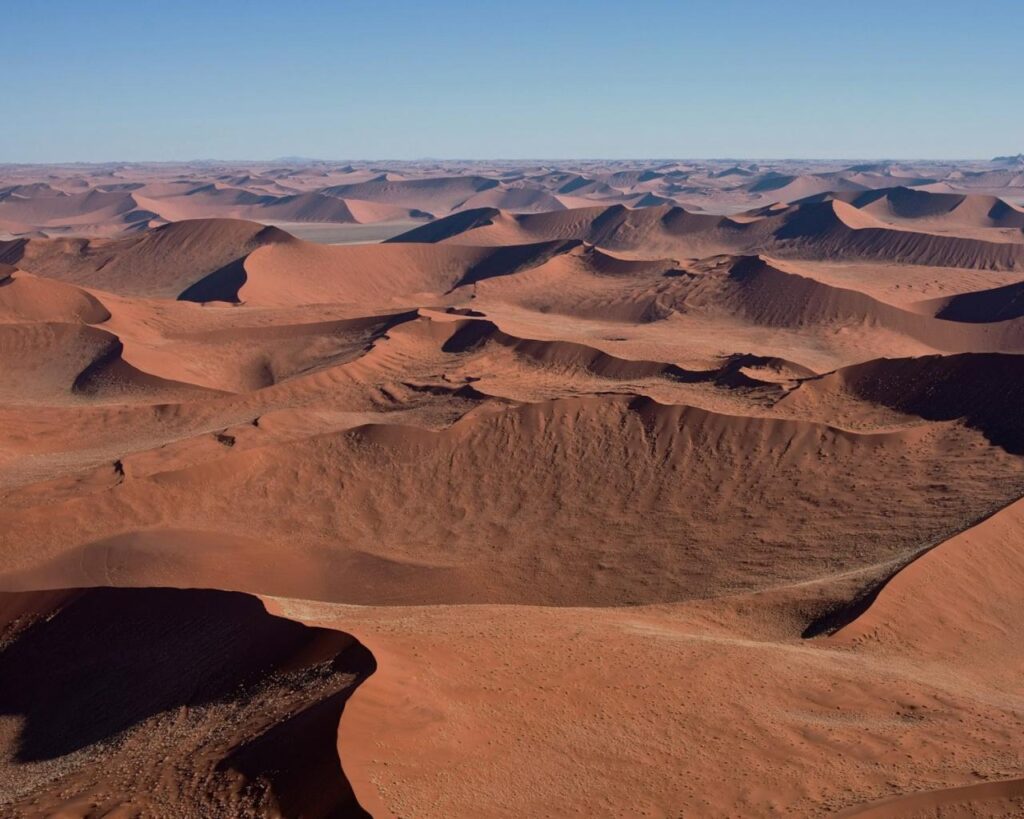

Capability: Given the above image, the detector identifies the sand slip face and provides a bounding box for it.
[0,161,1023,817]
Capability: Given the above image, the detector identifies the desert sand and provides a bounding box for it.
[0,159,1023,817]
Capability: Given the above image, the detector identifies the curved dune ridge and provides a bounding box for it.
[829,495,1024,668]
[0,266,111,324]
[1,218,293,298]
[721,255,1024,351]
[811,186,1024,229]
[783,352,1024,452]
[921,276,1024,322]
[0,159,1023,818]
[8,391,1018,605]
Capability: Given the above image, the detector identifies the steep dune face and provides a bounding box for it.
[235,238,583,308]
[279,590,1024,819]
[0,587,374,818]
[0,323,123,402]
[771,200,1024,270]
[722,254,908,327]
[923,277,1024,322]
[720,256,1024,351]
[0,321,226,405]
[830,496,1024,676]
[847,187,1024,228]
[785,353,1024,452]
[2,394,1022,606]
[806,495,1024,817]
[2,219,292,298]
[1,162,1024,818]
[384,206,505,243]
[238,240,491,307]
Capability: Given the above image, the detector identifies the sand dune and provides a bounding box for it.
[459,185,567,213]
[853,187,1024,228]
[0,188,146,230]
[0,266,110,324]
[275,581,1024,817]
[748,172,869,201]
[2,218,291,297]
[389,203,736,251]
[321,175,499,215]
[1,159,1023,817]
[720,255,1024,351]
[922,276,1024,322]
[773,200,1024,269]
[830,495,1024,672]
[3,392,1022,608]
[0,587,373,817]
[231,236,591,308]
[784,353,1024,452]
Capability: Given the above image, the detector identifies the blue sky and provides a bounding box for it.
[5,0,1021,161]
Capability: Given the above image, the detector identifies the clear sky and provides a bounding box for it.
[5,0,1022,162]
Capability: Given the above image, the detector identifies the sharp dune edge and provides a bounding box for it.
[1,159,1023,818]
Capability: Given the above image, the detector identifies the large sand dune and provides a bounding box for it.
[0,159,1023,817]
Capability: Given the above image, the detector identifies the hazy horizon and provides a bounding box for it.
[2,155,1020,166]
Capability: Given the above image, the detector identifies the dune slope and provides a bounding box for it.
[0,587,374,818]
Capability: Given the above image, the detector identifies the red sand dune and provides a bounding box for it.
[395,198,1024,271]
[0,159,1022,817]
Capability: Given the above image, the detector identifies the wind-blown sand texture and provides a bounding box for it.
[1,159,1023,817]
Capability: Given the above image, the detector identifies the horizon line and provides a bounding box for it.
[1,155,1020,167]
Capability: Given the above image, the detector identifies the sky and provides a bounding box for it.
[5,0,1022,162]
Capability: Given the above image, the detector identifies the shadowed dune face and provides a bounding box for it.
[783,352,1024,453]
[0,587,375,818]
[1,159,1024,817]
[1,219,292,299]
